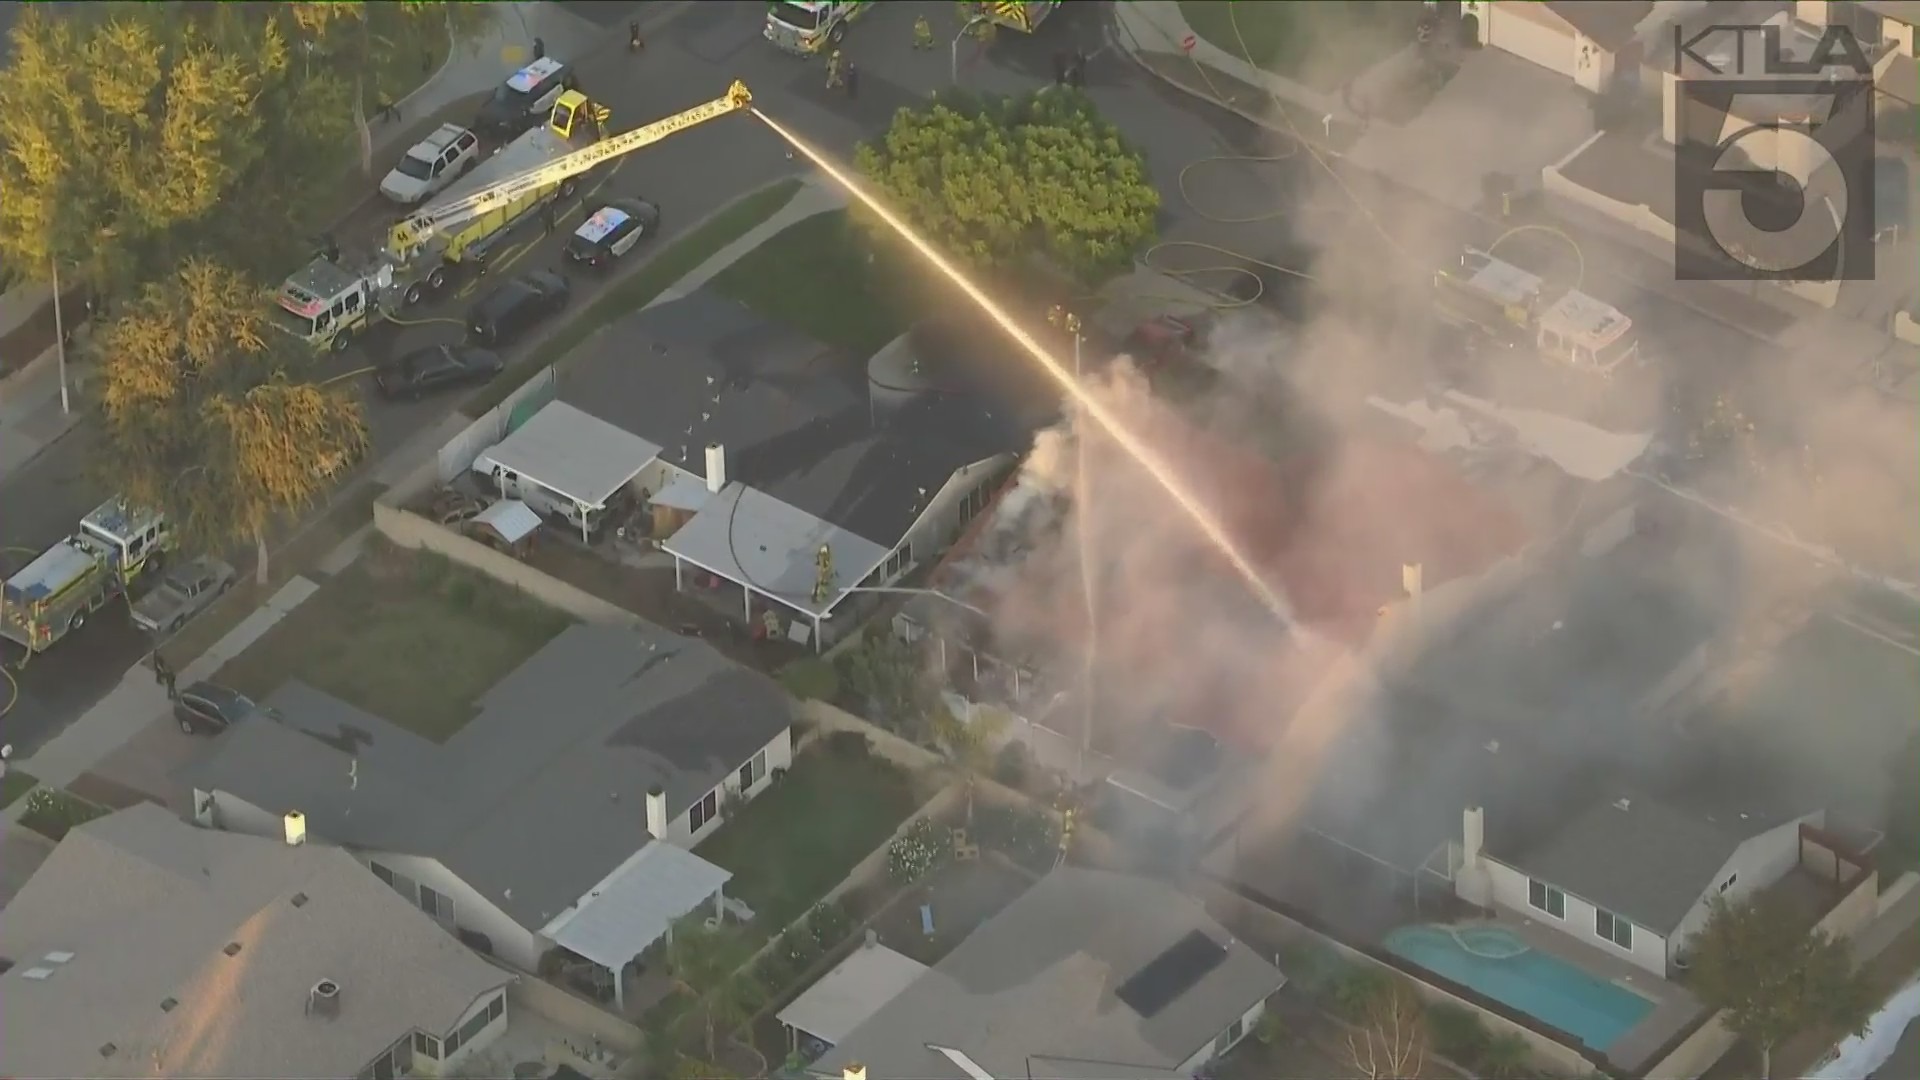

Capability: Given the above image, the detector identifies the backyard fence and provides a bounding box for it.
[436,367,556,484]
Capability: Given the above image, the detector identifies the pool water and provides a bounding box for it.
[1384,924,1654,1051]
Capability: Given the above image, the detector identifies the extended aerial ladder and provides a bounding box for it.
[387,81,755,262]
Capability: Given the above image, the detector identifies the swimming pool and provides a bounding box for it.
[1384,924,1654,1051]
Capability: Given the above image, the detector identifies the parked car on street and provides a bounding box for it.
[467,269,571,346]
[174,681,279,736]
[379,123,481,205]
[565,198,661,270]
[474,55,576,138]
[130,556,236,635]
[374,344,505,400]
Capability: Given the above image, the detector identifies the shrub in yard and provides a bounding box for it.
[779,658,840,702]
[19,788,109,841]
[778,925,821,971]
[822,729,872,759]
[755,951,791,991]
[1329,965,1392,1022]
[808,899,852,950]
[993,740,1031,789]
[972,804,1057,874]
[887,816,949,885]
[1424,1001,1491,1065]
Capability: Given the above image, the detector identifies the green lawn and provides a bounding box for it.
[696,744,920,933]
[214,544,574,742]
[711,210,924,356]
[462,179,806,417]
[17,788,109,842]
[0,769,39,811]
[1180,1,1424,91]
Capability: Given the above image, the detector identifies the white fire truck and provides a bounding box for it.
[763,2,872,54]
[0,497,173,653]
[1434,247,1641,375]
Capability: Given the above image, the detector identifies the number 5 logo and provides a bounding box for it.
[1701,95,1850,275]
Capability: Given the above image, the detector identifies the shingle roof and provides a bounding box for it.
[810,868,1284,1080]
[558,291,1032,549]
[0,804,509,1080]
[1496,794,1792,935]
[176,622,792,932]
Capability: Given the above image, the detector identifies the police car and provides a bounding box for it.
[475,55,576,138]
[566,199,661,270]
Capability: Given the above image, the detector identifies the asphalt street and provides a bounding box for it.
[0,0,1877,749]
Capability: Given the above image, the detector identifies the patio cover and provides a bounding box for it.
[473,499,541,544]
[652,470,716,513]
[664,483,889,618]
[540,843,732,973]
[776,940,928,1046]
[474,401,662,510]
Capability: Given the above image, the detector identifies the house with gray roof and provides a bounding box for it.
[809,867,1284,1080]
[176,622,793,1004]
[469,290,1038,648]
[1455,795,1825,978]
[0,803,513,1080]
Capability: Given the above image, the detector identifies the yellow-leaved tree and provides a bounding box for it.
[96,259,368,584]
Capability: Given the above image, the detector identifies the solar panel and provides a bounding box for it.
[1115,930,1229,1018]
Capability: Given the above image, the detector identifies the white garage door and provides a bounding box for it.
[1490,6,1576,76]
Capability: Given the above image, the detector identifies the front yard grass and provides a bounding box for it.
[696,742,921,934]
[1,769,40,811]
[1180,1,1423,92]
[215,542,573,742]
[17,787,109,842]
[711,210,924,357]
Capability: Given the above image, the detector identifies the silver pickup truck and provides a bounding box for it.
[131,556,235,635]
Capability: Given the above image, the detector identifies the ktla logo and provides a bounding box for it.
[1671,22,1877,282]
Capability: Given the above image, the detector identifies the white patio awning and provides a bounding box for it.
[776,939,927,1046]
[473,402,662,510]
[540,843,732,972]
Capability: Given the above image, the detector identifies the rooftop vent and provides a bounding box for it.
[21,966,54,980]
[1614,798,1633,811]
[99,1043,117,1058]
[309,978,341,1019]
[161,997,178,1012]
[44,950,73,964]
[223,942,243,957]
[291,892,309,908]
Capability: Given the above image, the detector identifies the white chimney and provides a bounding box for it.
[308,978,341,1019]
[844,1064,867,1080]
[1455,806,1492,907]
[1402,562,1424,599]
[645,785,667,839]
[704,443,727,494]
[1461,806,1484,868]
[284,811,307,847]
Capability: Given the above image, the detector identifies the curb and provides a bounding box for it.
[330,16,474,228]
[1107,15,1800,356]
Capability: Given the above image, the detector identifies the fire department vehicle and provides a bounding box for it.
[970,1,1061,33]
[1,498,173,653]
[269,80,755,356]
[764,1,871,54]
[1434,247,1641,375]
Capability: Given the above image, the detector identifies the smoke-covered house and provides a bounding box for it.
[476,291,1043,650]
[1456,796,1831,979]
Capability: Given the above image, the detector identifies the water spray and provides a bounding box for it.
[751,109,1295,625]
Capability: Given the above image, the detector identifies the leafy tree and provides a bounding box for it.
[842,631,937,731]
[854,88,1159,285]
[1477,1031,1533,1079]
[664,916,756,1064]
[95,259,367,583]
[1343,976,1429,1080]
[1690,893,1877,1078]
[930,703,1008,823]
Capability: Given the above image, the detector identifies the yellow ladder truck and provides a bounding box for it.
[971,1,1061,33]
[1,497,173,653]
[269,83,756,355]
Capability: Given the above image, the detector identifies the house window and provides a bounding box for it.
[689,788,720,832]
[739,748,768,790]
[1213,1016,1246,1057]
[487,993,505,1022]
[1718,873,1738,893]
[372,861,394,886]
[459,1003,491,1046]
[443,1029,462,1058]
[1528,879,1566,919]
[959,483,992,524]
[419,884,452,923]
[1595,908,1633,950]
[412,1032,442,1061]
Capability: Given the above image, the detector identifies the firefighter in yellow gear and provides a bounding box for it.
[912,15,934,50]
[826,49,845,89]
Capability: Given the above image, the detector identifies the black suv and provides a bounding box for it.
[374,344,505,399]
[468,269,571,346]
[175,681,279,736]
